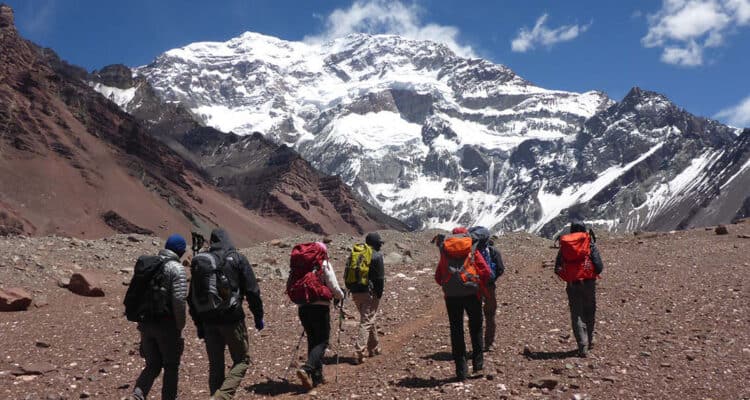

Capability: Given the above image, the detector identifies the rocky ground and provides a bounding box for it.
[0,222,749,400]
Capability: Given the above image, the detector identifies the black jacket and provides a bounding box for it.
[483,245,505,282]
[348,251,385,298]
[554,242,604,276]
[188,229,264,326]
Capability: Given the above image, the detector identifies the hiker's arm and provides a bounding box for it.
[323,261,345,300]
[434,255,447,285]
[554,250,563,275]
[492,246,505,279]
[590,243,604,275]
[170,262,188,333]
[186,284,203,339]
[239,256,264,325]
[370,253,385,299]
[475,250,491,284]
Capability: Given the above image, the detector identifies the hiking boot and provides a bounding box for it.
[296,368,314,390]
[577,345,588,358]
[455,358,468,381]
[312,370,325,387]
[588,342,595,351]
[368,347,381,357]
[354,351,366,365]
[472,357,484,375]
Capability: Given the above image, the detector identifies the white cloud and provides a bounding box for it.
[643,0,750,66]
[715,95,750,127]
[306,0,476,58]
[510,14,590,53]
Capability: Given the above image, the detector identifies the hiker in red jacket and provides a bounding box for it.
[433,227,491,380]
[554,221,604,357]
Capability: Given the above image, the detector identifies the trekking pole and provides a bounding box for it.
[282,329,306,382]
[335,291,347,383]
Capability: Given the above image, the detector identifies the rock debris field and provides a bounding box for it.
[1,222,749,399]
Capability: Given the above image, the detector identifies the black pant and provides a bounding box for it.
[566,279,597,349]
[298,305,331,383]
[445,295,483,373]
[134,322,183,400]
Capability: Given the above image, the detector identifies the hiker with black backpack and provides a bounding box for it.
[124,234,188,400]
[434,227,491,380]
[468,226,506,352]
[286,242,344,391]
[345,232,386,364]
[554,220,604,358]
[188,228,265,400]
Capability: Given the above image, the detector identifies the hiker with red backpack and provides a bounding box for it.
[554,221,604,357]
[468,226,505,352]
[345,232,386,364]
[124,234,188,400]
[188,228,265,400]
[434,227,491,380]
[286,242,344,391]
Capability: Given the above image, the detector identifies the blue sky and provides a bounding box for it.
[5,0,750,127]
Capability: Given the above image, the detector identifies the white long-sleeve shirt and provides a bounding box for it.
[306,260,344,306]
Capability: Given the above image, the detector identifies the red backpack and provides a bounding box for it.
[286,243,333,305]
[439,235,481,295]
[557,232,598,282]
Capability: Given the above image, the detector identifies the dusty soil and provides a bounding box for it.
[0,223,749,400]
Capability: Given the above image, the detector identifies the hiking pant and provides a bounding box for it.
[204,320,250,400]
[566,279,597,349]
[133,322,183,400]
[445,295,483,374]
[298,304,331,384]
[352,292,380,355]
[482,282,498,349]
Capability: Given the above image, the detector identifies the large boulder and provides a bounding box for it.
[0,287,32,311]
[67,273,105,297]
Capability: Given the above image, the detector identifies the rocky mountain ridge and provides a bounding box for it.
[124,30,750,237]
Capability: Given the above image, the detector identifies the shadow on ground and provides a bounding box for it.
[245,378,307,396]
[523,347,579,360]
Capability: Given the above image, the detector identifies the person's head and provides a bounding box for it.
[365,232,385,251]
[209,228,235,251]
[452,226,468,234]
[570,220,587,234]
[165,234,187,257]
[468,226,491,249]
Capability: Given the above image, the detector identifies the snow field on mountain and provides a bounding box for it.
[90,83,136,110]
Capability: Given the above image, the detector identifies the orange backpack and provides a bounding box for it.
[440,235,481,295]
[557,232,598,282]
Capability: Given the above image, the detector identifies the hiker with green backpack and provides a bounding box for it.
[344,232,386,364]
[433,227,491,380]
[123,234,188,400]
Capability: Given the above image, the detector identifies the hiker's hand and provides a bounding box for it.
[182,254,192,267]
[255,319,265,331]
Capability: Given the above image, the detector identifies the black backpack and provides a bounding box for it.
[124,255,172,322]
[189,250,241,315]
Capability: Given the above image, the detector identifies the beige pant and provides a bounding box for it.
[352,292,380,354]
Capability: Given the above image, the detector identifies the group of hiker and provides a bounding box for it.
[123,220,603,399]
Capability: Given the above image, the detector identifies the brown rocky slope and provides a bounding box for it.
[0,220,748,399]
[0,4,302,245]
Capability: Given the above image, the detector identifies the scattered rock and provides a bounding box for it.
[11,362,57,375]
[0,287,33,311]
[738,234,750,239]
[715,225,729,235]
[67,273,105,297]
[602,376,617,383]
[528,376,559,389]
[35,341,51,348]
[126,235,142,243]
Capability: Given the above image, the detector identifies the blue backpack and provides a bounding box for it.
[479,247,498,280]
[470,226,499,280]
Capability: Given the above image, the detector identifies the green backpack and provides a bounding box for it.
[344,243,373,289]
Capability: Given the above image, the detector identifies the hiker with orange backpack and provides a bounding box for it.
[286,242,344,391]
[434,227,491,380]
[554,221,604,358]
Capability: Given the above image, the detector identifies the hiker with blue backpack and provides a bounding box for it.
[433,227,492,380]
[188,228,265,400]
[123,234,188,400]
[468,226,506,352]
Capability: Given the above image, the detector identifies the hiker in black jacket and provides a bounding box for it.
[554,221,604,357]
[469,226,505,352]
[188,228,264,400]
[349,232,386,364]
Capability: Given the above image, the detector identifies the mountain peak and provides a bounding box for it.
[0,4,14,30]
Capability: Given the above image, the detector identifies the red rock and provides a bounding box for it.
[0,287,32,311]
[67,273,105,297]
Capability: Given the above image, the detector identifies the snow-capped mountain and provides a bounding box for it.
[114,32,749,235]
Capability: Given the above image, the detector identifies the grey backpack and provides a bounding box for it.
[190,251,241,315]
